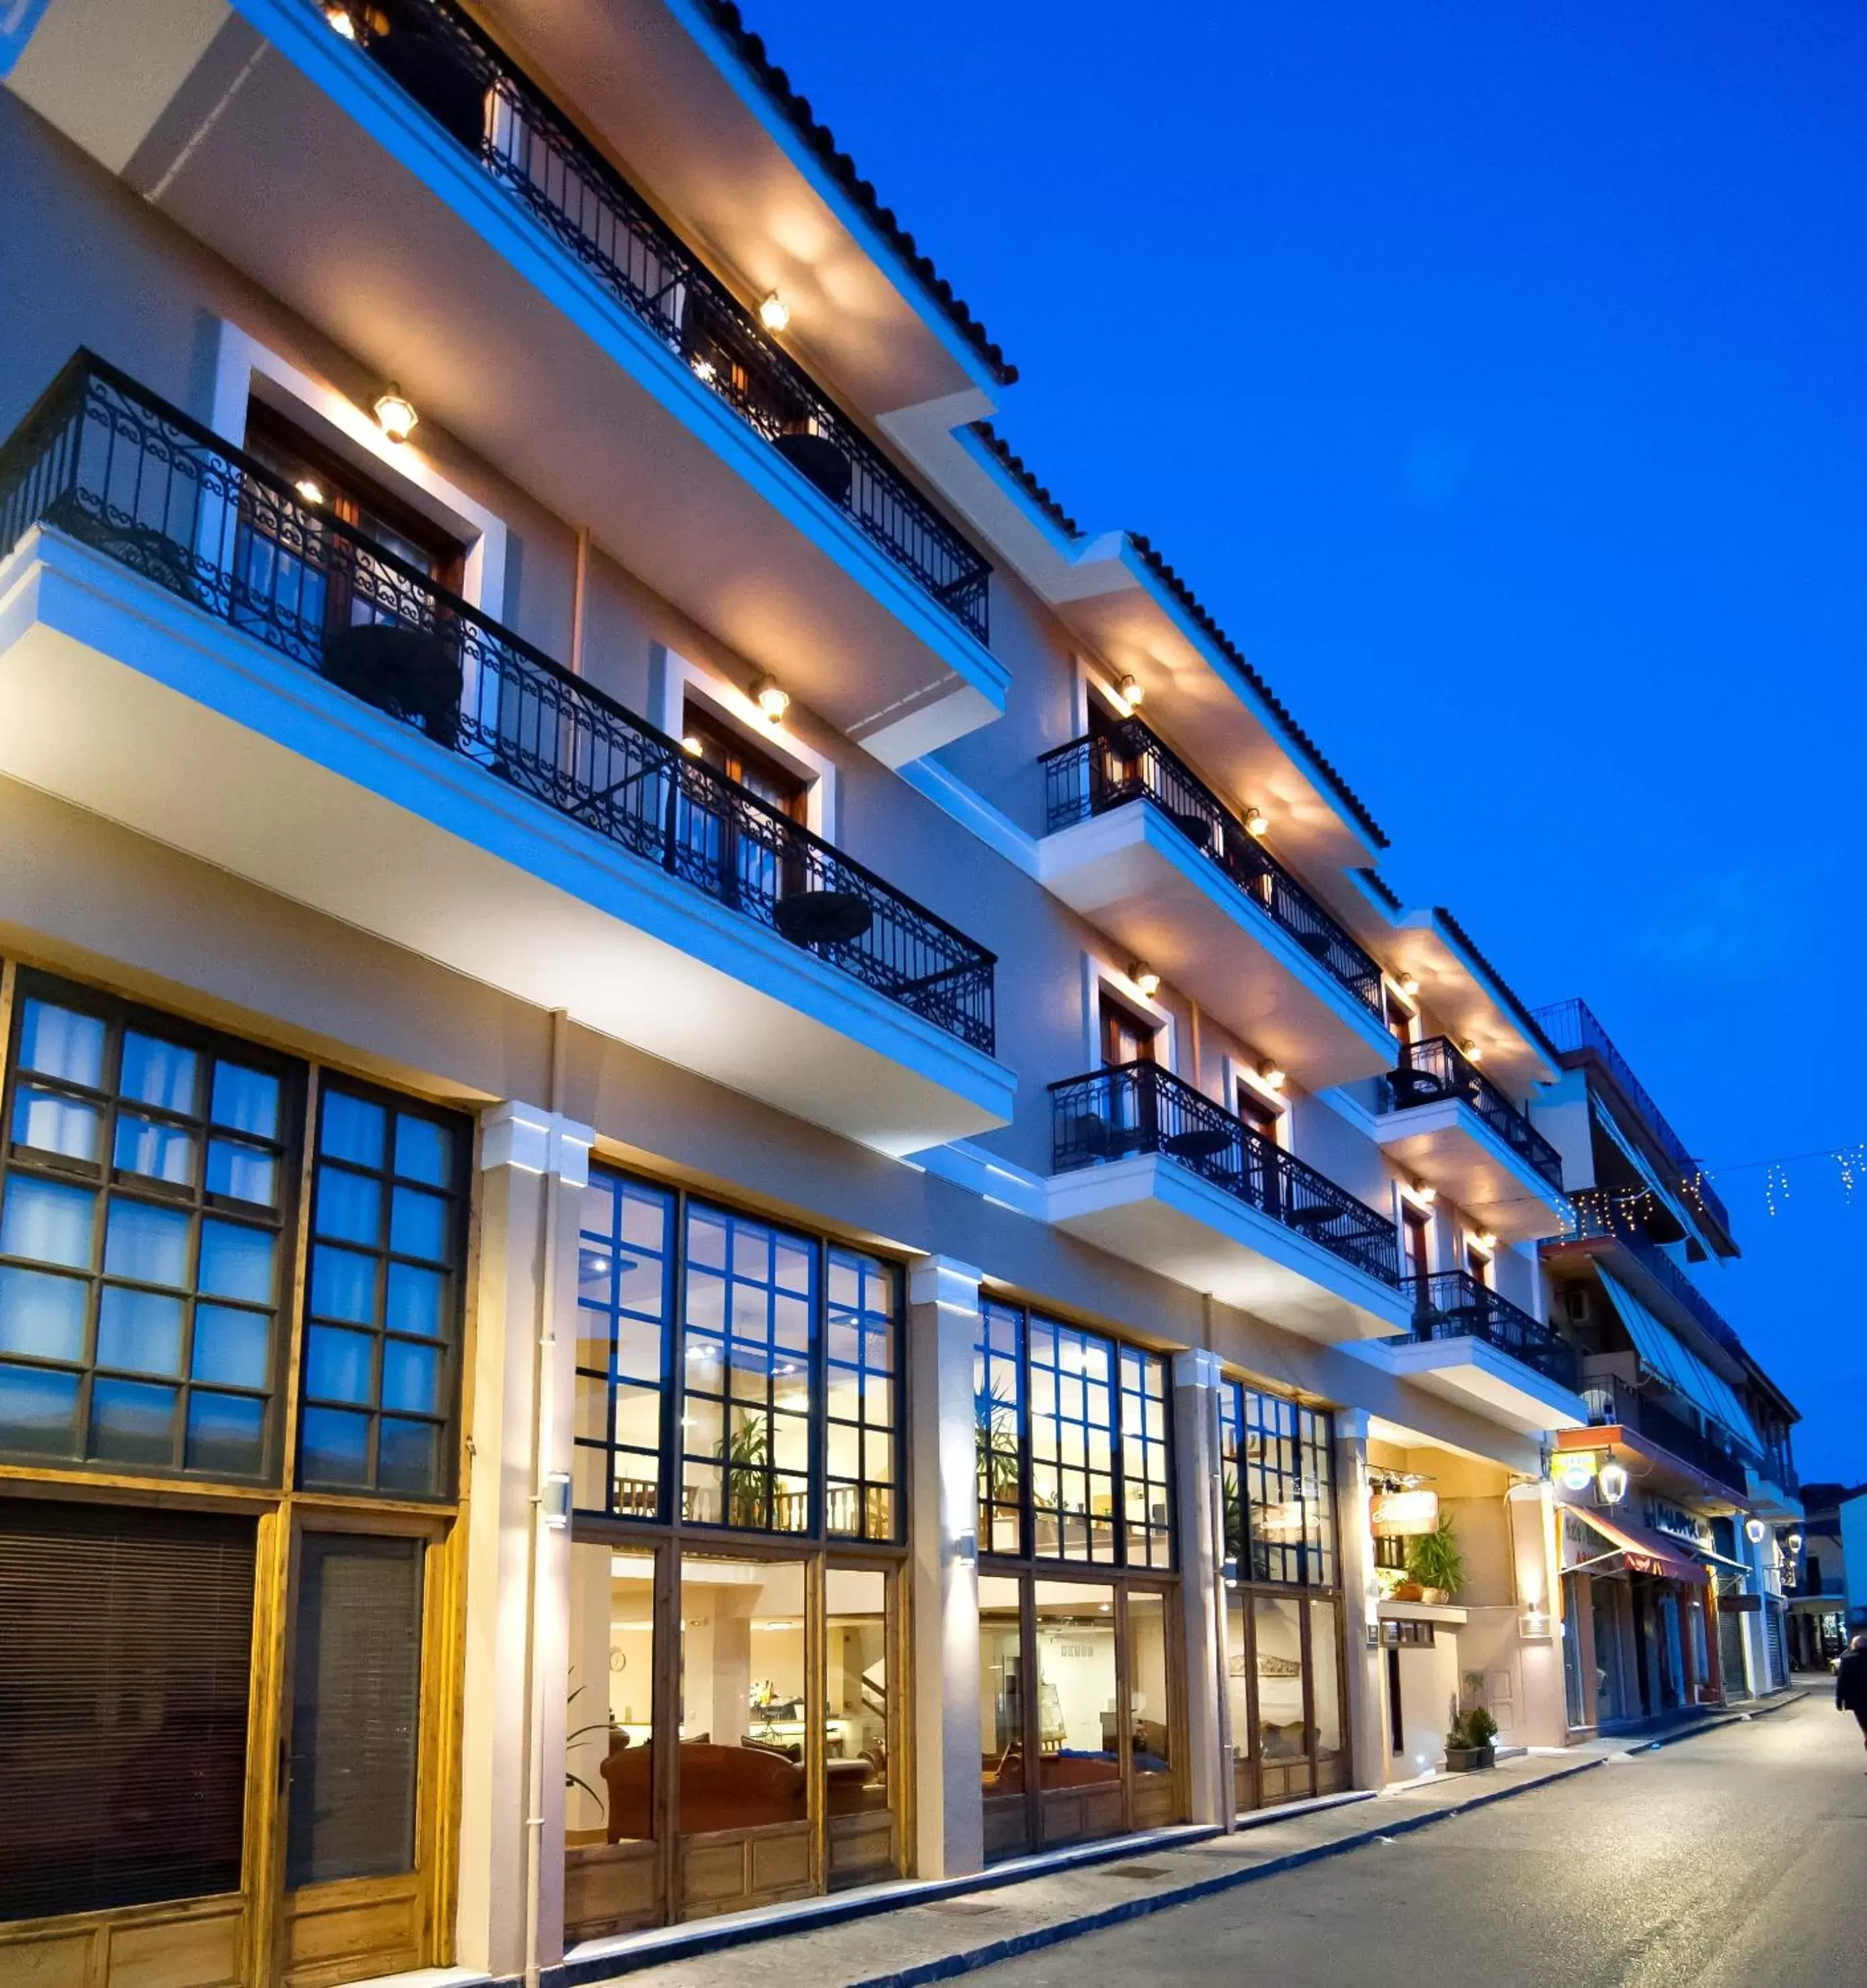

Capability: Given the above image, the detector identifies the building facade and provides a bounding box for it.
[0,4,1802,1986]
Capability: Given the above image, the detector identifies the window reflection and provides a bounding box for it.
[1033,1582,1119,1788]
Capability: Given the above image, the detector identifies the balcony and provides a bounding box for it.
[1533,997,1734,1252]
[1374,1036,1567,1244]
[1579,1386,1750,1502]
[1045,1062,1408,1343]
[1550,1193,1746,1358]
[0,353,1012,1152]
[1037,718,1395,1088]
[1365,1271,1585,1436]
[7,0,1008,764]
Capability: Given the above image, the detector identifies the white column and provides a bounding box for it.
[1334,1412,1385,1790]
[455,1102,592,1982]
[1171,1349,1230,1826]
[907,1255,986,1879]
[1508,1482,1568,1746]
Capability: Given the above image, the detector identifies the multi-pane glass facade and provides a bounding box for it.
[0,979,296,1480]
[973,1299,1173,1571]
[300,1085,466,1498]
[569,1164,902,1543]
[1219,1383,1336,1586]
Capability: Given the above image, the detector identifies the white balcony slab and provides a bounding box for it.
[7,0,1007,766]
[1744,1474,1801,1523]
[1351,1333,1588,1437]
[1372,1098,1569,1244]
[0,531,1013,1154]
[1036,804,1396,1089]
[1045,1153,1410,1344]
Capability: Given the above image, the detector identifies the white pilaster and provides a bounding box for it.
[1333,1410,1385,1790]
[907,1255,986,1878]
[455,1101,592,1981]
[1171,1348,1230,1826]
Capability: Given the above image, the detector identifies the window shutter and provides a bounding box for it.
[285,1532,425,1890]
[0,1498,256,1922]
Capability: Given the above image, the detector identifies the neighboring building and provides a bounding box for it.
[1532,999,1801,1722]
[1785,1482,1867,1667]
[0,5,1803,1987]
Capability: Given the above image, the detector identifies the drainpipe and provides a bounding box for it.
[522,1011,569,1988]
[569,527,590,676]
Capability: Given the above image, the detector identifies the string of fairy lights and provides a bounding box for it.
[1481,1139,1867,1225]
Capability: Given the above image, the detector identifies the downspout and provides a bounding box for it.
[569,527,590,676]
[522,1010,569,1988]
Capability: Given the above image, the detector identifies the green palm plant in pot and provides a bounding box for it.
[718,1412,771,1528]
[976,1373,1020,1517]
[1406,1514,1465,1605]
[1443,1703,1498,1772]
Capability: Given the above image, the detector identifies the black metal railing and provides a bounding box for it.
[1041,716,1384,1015]
[1532,997,1730,1239]
[1383,1036,1563,1190]
[1617,1394,1748,1496]
[1758,1443,1800,1496]
[0,353,996,1052]
[314,0,990,644]
[1050,1062,1400,1286]
[1403,1270,1579,1390]
[1555,1192,1744,1357]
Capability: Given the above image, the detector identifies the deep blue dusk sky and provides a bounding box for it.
[767,1,1867,1479]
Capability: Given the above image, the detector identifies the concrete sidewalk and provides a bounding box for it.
[565,1689,1803,1988]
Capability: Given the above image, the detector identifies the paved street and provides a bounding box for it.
[973,1692,1866,1988]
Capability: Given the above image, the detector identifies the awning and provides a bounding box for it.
[1597,1271,1761,1456]
[1561,1503,1709,1584]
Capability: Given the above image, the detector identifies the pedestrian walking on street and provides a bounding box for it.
[1838,1632,1867,1765]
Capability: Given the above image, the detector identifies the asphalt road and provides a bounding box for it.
[970,1691,1867,1988]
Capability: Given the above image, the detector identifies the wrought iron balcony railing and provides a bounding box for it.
[311,0,991,645]
[1532,997,1730,1240]
[0,353,996,1052]
[1554,1192,1744,1357]
[1585,1384,1748,1496]
[1041,716,1384,1015]
[1050,1061,1401,1287]
[1383,1036,1564,1191]
[1402,1270,1579,1390]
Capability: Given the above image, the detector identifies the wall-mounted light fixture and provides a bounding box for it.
[1128,960,1161,999]
[1117,673,1143,710]
[1243,806,1268,838]
[1398,974,1420,999]
[1598,1460,1629,1506]
[541,1470,572,1531]
[681,734,703,757]
[754,675,790,722]
[1473,1231,1497,1254]
[1258,1059,1288,1091]
[1787,1531,1804,1554]
[293,477,326,507]
[1459,1038,1483,1064]
[325,3,357,37]
[758,292,791,333]
[373,384,418,443]
[1404,1179,1437,1207]
[1744,1517,1767,1544]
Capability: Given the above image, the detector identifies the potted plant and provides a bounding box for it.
[1406,1514,1465,1606]
[1442,1705,1498,1773]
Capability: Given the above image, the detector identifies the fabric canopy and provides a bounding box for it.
[1563,1503,1708,1585]
[1596,1271,1760,1457]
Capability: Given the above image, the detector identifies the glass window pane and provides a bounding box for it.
[825,1567,891,1827]
[1310,1600,1344,1778]
[392,1114,452,1186]
[310,1244,376,1324]
[382,1339,439,1415]
[0,1265,87,1362]
[90,1378,178,1466]
[207,1138,278,1207]
[567,1543,656,1851]
[979,1573,1023,1801]
[120,1034,198,1113]
[385,1262,445,1338]
[11,1084,101,1161]
[1,1176,97,1268]
[199,1221,275,1305]
[113,1112,196,1188]
[95,1286,185,1376]
[321,1092,386,1169]
[0,1360,80,1454]
[389,1186,447,1262]
[1252,1594,1308,1768]
[191,1305,271,1389]
[1128,1591,1172,1773]
[211,1062,280,1138]
[103,1200,190,1287]
[377,1417,440,1496]
[17,999,105,1087]
[300,1405,370,1486]
[317,1165,382,1247]
[186,1390,266,1474]
[1033,1580,1119,1786]
[306,1325,374,1405]
[677,1556,807,1832]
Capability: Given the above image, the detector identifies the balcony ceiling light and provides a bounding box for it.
[1243,806,1268,838]
[1473,1231,1497,1253]
[1409,1180,1437,1206]
[681,734,703,757]
[1118,673,1143,710]
[1398,973,1420,999]
[758,292,791,333]
[1258,1060,1287,1091]
[324,4,357,38]
[373,384,418,443]
[1128,960,1160,999]
[293,478,326,507]
[754,675,790,721]
[1459,1038,1483,1064]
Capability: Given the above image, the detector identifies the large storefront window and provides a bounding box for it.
[565,1166,908,1934]
[0,967,470,1986]
[972,1299,1181,1858]
[1219,1381,1349,1810]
